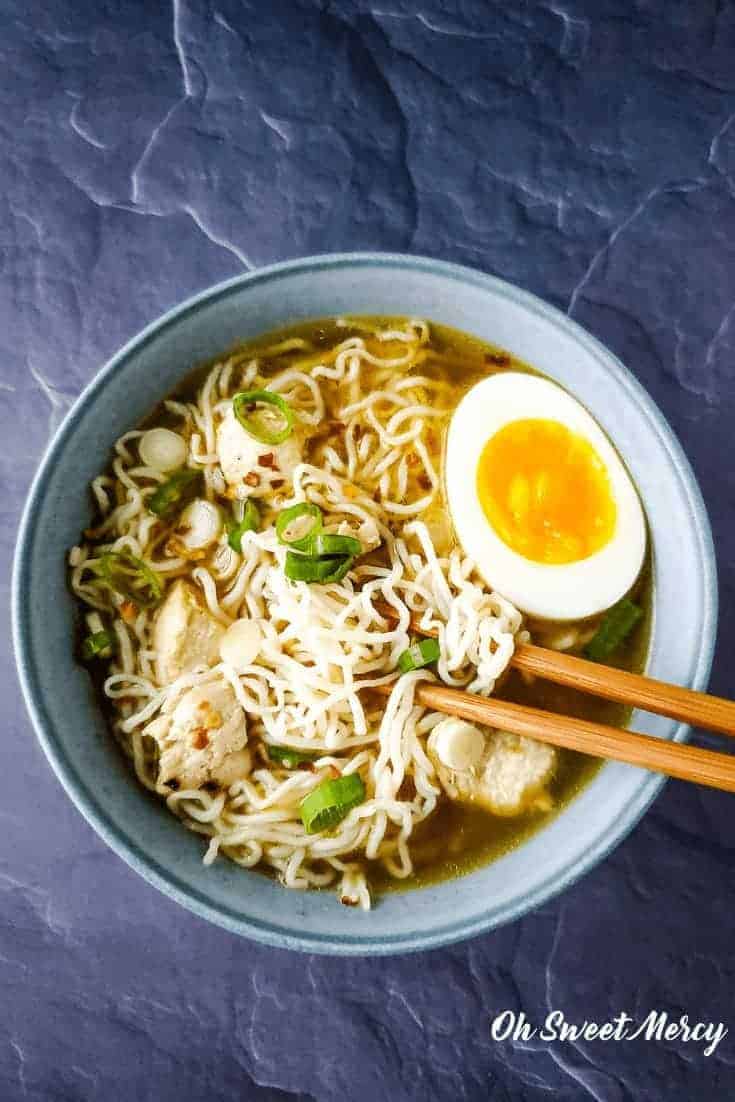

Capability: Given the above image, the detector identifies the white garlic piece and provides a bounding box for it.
[176,498,222,551]
[139,428,188,471]
[430,719,486,772]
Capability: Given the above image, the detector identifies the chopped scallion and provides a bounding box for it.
[227,499,260,552]
[82,629,116,660]
[233,389,294,445]
[584,598,643,661]
[276,502,323,549]
[284,551,354,584]
[300,774,366,833]
[278,507,363,584]
[299,533,362,558]
[397,637,441,673]
[267,744,319,769]
[148,468,202,518]
[95,550,162,608]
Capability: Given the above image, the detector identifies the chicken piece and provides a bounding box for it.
[145,682,246,789]
[427,719,555,817]
[211,747,252,787]
[166,498,223,561]
[153,579,225,685]
[480,731,556,815]
[216,404,303,488]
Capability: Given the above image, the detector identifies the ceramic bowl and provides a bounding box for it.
[13,254,717,954]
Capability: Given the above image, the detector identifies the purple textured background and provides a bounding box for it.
[4,2,735,1098]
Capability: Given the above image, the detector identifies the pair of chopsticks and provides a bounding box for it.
[372,604,735,793]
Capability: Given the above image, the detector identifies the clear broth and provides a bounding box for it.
[125,316,652,896]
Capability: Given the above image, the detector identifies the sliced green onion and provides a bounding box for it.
[397,637,441,673]
[148,468,202,518]
[267,744,319,769]
[299,533,362,558]
[82,629,116,660]
[233,389,294,445]
[300,774,366,834]
[284,551,354,584]
[276,502,323,549]
[278,508,362,584]
[95,550,163,608]
[584,598,643,661]
[227,500,260,552]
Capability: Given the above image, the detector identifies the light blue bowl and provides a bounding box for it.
[13,254,717,955]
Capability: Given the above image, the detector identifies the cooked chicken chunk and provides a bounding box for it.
[153,580,225,685]
[427,719,555,816]
[152,581,224,683]
[480,731,555,815]
[216,404,303,488]
[145,682,247,789]
[211,747,252,787]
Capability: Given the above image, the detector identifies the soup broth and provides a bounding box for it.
[70,317,650,907]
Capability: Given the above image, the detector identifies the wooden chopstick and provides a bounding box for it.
[373,601,735,739]
[369,600,735,791]
[510,644,735,738]
[371,679,735,793]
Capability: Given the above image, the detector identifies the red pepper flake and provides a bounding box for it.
[244,472,260,487]
[258,452,276,468]
[340,896,359,907]
[327,764,341,780]
[192,730,210,750]
[120,601,138,624]
[417,474,432,490]
[271,479,284,489]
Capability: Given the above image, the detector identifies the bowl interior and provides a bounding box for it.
[13,255,716,954]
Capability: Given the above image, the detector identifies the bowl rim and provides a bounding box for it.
[12,251,718,954]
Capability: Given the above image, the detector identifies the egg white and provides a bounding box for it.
[445,372,647,621]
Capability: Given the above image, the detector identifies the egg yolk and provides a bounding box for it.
[476,418,617,564]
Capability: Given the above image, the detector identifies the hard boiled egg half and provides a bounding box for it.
[445,372,646,621]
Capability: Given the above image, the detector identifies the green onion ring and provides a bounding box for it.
[95,550,163,608]
[227,499,260,552]
[233,389,295,445]
[298,533,362,558]
[284,551,354,584]
[300,774,366,833]
[584,598,643,661]
[81,629,116,660]
[276,502,323,550]
[267,744,319,769]
[148,468,202,518]
[397,637,441,673]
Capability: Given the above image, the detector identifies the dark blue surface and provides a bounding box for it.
[3,2,735,1098]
